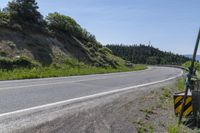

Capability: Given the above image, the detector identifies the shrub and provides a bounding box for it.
[0,9,10,26]
[0,58,13,70]
[183,61,200,71]
[14,57,34,68]
[99,47,113,54]
[0,51,7,57]
[0,57,37,70]
[46,12,98,43]
[46,12,82,36]
[7,0,45,28]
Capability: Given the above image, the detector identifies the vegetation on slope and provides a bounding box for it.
[106,44,190,65]
[0,0,147,80]
[0,0,124,68]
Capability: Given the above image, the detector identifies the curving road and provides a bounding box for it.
[0,66,182,116]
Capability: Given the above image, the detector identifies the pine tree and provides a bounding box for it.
[7,0,44,26]
[106,44,190,65]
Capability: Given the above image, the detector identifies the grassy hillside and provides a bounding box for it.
[0,0,126,68]
[107,44,190,65]
[0,0,147,80]
[0,27,122,68]
[0,27,146,81]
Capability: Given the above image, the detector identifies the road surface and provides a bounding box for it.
[0,66,182,116]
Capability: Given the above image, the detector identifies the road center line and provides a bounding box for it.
[0,73,144,90]
[0,67,155,90]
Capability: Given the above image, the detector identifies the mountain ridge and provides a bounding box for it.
[184,54,200,61]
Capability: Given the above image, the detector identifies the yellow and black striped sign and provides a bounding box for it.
[174,93,192,117]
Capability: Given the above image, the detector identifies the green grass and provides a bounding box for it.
[160,87,171,101]
[177,78,185,91]
[168,124,190,133]
[0,64,147,80]
[166,77,194,133]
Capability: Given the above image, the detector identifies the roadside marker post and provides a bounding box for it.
[174,91,192,117]
[178,28,200,125]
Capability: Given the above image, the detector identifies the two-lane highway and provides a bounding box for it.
[0,67,182,116]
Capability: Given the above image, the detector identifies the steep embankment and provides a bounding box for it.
[0,27,123,68]
[0,0,125,69]
[0,0,144,80]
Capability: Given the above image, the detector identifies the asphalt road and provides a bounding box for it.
[0,66,182,115]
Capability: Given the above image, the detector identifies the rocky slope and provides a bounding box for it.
[0,27,123,68]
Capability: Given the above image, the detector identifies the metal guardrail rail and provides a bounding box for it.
[154,65,189,71]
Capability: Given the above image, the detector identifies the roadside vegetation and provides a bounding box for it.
[183,61,200,71]
[183,61,200,78]
[0,57,146,80]
[0,0,149,80]
[0,0,120,67]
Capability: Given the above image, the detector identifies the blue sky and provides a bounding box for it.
[0,0,199,54]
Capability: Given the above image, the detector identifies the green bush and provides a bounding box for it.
[7,0,44,26]
[46,12,82,36]
[0,10,10,26]
[14,57,35,68]
[0,58,13,70]
[64,58,80,67]
[99,47,113,54]
[46,12,98,43]
[0,51,7,57]
[0,57,37,70]
[183,61,200,71]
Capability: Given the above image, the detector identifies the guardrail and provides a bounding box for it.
[151,65,188,71]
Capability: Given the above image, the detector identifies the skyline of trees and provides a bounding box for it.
[106,44,190,65]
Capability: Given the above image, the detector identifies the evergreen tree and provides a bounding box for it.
[106,44,190,65]
[46,12,96,42]
[0,8,10,26]
[7,0,44,26]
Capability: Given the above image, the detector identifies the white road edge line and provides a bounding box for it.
[0,70,183,118]
[0,74,145,90]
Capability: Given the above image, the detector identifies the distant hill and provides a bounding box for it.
[184,55,200,61]
[106,44,191,65]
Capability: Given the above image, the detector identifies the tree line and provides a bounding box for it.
[106,44,190,65]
